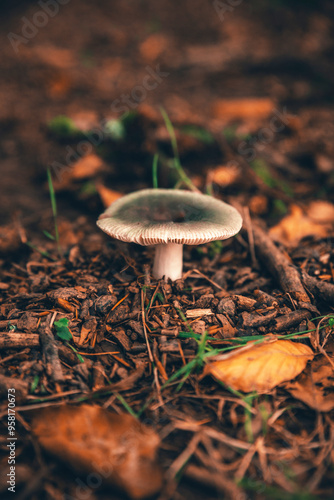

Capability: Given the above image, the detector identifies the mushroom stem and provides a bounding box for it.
[153,243,183,281]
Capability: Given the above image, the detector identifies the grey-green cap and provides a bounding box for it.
[96,188,242,246]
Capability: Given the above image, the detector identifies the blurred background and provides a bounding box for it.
[1,0,334,245]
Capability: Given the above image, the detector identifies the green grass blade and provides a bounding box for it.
[47,167,61,257]
[152,153,159,189]
[159,107,198,192]
[160,106,179,161]
[115,393,138,418]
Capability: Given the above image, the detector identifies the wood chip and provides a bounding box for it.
[39,320,64,383]
[186,309,213,318]
[0,332,39,350]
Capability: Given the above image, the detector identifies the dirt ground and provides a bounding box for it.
[1,1,334,499]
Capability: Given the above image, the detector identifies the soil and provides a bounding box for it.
[1,1,334,499]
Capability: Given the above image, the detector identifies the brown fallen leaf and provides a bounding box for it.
[70,154,105,180]
[269,204,333,246]
[78,325,91,346]
[26,44,75,69]
[212,97,275,121]
[139,33,169,61]
[95,182,123,208]
[71,111,99,132]
[54,154,107,190]
[210,164,241,187]
[58,220,80,247]
[284,356,334,412]
[249,194,269,216]
[306,200,334,224]
[32,405,162,499]
[204,338,314,393]
[0,224,21,254]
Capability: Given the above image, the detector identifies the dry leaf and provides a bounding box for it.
[284,356,334,412]
[269,204,333,245]
[32,405,162,499]
[47,73,72,98]
[70,154,105,180]
[27,45,74,68]
[204,339,314,393]
[58,220,80,247]
[212,97,275,121]
[249,195,269,216]
[306,200,334,224]
[95,183,123,208]
[53,154,106,190]
[78,325,91,345]
[71,111,99,132]
[138,103,161,122]
[0,225,21,254]
[316,154,333,174]
[139,34,169,61]
[210,164,241,187]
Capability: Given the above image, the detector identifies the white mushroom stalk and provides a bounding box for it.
[153,243,183,281]
[96,188,243,281]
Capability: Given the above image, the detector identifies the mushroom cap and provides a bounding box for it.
[97,189,242,246]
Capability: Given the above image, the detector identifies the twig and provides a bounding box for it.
[187,268,225,291]
[250,224,314,307]
[302,271,334,304]
[184,463,245,499]
[141,289,154,363]
[242,206,257,268]
[0,348,31,365]
[0,332,39,350]
[39,315,64,383]
[166,433,202,480]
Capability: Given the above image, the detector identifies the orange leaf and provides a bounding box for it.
[96,182,123,208]
[285,356,334,412]
[204,339,314,393]
[212,97,275,121]
[270,204,333,246]
[210,164,240,187]
[71,154,105,180]
[139,33,169,61]
[32,405,162,499]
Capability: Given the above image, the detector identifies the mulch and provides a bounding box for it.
[1,1,334,499]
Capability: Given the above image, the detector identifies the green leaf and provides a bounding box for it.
[180,125,214,144]
[30,375,40,393]
[48,115,79,137]
[67,343,85,363]
[273,198,288,216]
[251,159,276,188]
[54,317,72,341]
[47,168,61,257]
[222,125,238,142]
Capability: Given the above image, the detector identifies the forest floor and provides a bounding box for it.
[0,1,334,499]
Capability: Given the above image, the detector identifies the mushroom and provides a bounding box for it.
[97,189,242,281]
